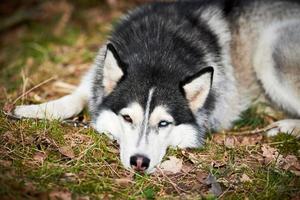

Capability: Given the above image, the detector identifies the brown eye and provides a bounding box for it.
[122,115,133,123]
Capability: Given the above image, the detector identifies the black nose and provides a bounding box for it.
[130,154,150,171]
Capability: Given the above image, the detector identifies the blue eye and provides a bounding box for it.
[158,121,171,128]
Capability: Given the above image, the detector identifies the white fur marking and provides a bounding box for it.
[142,88,155,136]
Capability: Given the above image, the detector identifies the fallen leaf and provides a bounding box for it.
[240,135,263,146]
[240,173,252,183]
[2,131,16,143]
[34,135,58,149]
[213,134,263,147]
[187,152,198,164]
[0,160,12,167]
[58,146,75,158]
[281,155,300,176]
[33,152,47,163]
[196,171,207,183]
[60,173,77,183]
[49,189,72,200]
[115,177,134,186]
[102,193,112,200]
[24,135,35,145]
[205,174,222,197]
[223,173,242,190]
[212,160,227,168]
[23,182,36,193]
[290,170,300,176]
[64,133,92,147]
[212,134,225,145]
[181,163,194,173]
[282,155,300,170]
[224,137,235,148]
[261,144,283,165]
[76,196,90,200]
[159,156,183,174]
[3,102,15,114]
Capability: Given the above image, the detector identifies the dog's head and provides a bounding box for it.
[92,44,213,173]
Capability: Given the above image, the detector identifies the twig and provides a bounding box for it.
[0,7,40,32]
[225,124,278,136]
[64,142,96,166]
[218,187,232,199]
[156,167,188,194]
[53,3,73,36]
[102,160,121,178]
[21,69,29,105]
[13,76,56,104]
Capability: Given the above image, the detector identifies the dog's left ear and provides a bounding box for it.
[181,67,214,113]
[103,43,126,95]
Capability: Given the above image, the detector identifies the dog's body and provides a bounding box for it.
[13,0,300,173]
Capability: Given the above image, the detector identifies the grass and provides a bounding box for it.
[0,1,300,199]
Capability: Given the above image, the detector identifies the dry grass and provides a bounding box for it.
[0,1,299,199]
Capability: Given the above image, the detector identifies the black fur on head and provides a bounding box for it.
[93,1,222,126]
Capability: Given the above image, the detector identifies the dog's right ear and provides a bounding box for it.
[181,67,214,113]
[103,43,126,95]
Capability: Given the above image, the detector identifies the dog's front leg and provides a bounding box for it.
[12,65,95,120]
[266,119,300,138]
[13,91,87,120]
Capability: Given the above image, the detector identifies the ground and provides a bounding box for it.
[0,1,300,199]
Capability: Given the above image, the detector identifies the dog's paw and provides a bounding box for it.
[266,119,300,137]
[13,105,44,119]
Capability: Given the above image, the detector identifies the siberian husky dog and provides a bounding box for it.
[12,0,300,173]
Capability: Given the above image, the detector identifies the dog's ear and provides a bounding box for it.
[181,67,214,113]
[103,43,126,95]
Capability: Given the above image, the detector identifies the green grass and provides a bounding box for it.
[233,105,269,129]
[1,114,300,199]
[272,133,300,156]
[1,1,300,199]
